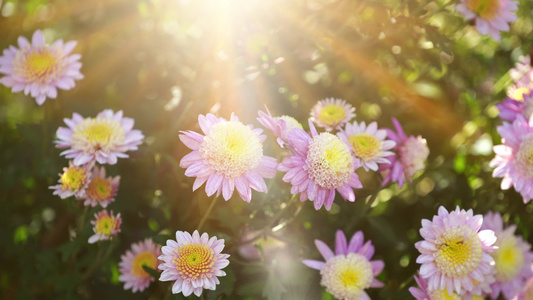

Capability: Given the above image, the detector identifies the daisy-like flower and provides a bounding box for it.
[490,114,533,203]
[55,109,144,166]
[337,121,396,171]
[79,165,120,208]
[278,120,362,210]
[0,29,83,105]
[497,90,533,121]
[119,238,162,293]
[303,230,384,300]
[381,118,429,189]
[158,230,230,297]
[415,206,497,296]
[455,0,518,41]
[409,273,462,300]
[310,98,356,131]
[49,160,93,199]
[481,212,533,300]
[257,106,303,148]
[179,113,277,202]
[88,210,121,244]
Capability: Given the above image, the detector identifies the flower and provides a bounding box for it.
[55,109,144,166]
[310,98,356,131]
[455,0,518,41]
[497,91,533,121]
[415,206,497,296]
[278,120,362,210]
[257,106,303,148]
[381,118,429,189]
[179,113,277,202]
[481,212,533,300]
[509,56,533,88]
[302,230,384,300]
[88,210,121,244]
[79,165,120,208]
[409,273,462,300]
[158,230,230,297]
[119,238,162,293]
[0,29,83,105]
[337,121,396,171]
[490,114,533,203]
[518,278,533,300]
[49,160,93,199]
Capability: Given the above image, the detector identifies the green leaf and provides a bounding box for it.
[142,265,160,279]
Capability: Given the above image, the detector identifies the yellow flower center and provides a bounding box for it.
[516,134,533,178]
[60,166,87,191]
[429,289,462,300]
[307,133,354,189]
[173,243,216,280]
[435,228,482,278]
[71,118,126,153]
[199,121,263,178]
[471,295,485,300]
[318,104,347,127]
[320,253,373,300]
[493,234,524,282]
[15,48,62,82]
[511,88,531,102]
[467,0,500,20]
[86,176,113,201]
[348,133,380,160]
[95,215,117,236]
[131,250,158,279]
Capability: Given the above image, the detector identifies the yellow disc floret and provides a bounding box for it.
[320,253,373,300]
[493,234,524,282]
[131,250,158,279]
[349,133,380,160]
[95,215,118,236]
[467,0,501,20]
[86,176,112,201]
[61,165,88,191]
[429,289,462,300]
[71,117,126,153]
[318,105,347,127]
[14,49,62,82]
[435,227,482,278]
[173,243,216,280]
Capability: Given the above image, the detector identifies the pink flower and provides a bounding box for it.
[257,106,303,148]
[179,113,277,202]
[303,230,384,300]
[158,230,230,297]
[0,29,83,105]
[497,90,533,121]
[278,120,362,210]
[490,114,533,203]
[79,165,120,208]
[410,273,462,300]
[310,98,356,131]
[49,160,93,199]
[380,118,429,189]
[415,206,497,296]
[119,238,162,293]
[55,109,144,166]
[88,210,121,244]
[455,0,518,41]
[481,212,533,299]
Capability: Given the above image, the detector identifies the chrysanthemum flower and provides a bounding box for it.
[303,230,384,300]
[79,165,119,208]
[497,90,533,121]
[490,114,533,203]
[337,121,396,171]
[158,230,230,297]
[415,206,497,296]
[509,56,533,87]
[409,273,462,300]
[49,160,93,199]
[119,238,162,293]
[0,29,83,105]
[55,109,144,166]
[455,0,518,41]
[310,98,356,131]
[381,118,429,189]
[278,120,362,210]
[179,113,277,202]
[481,212,533,299]
[88,210,121,244]
[257,106,303,148]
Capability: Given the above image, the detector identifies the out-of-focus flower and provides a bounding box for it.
[481,212,533,300]
[49,160,93,199]
[0,29,83,105]
[179,113,277,202]
[238,228,286,261]
[409,273,462,300]
[79,165,119,208]
[55,109,144,166]
[88,210,121,244]
[119,238,161,293]
[518,278,533,300]
[303,230,384,300]
[497,91,533,121]
[455,0,518,41]
[257,106,303,148]
[381,118,429,188]
[158,230,230,297]
[278,120,362,210]
[337,121,395,171]
[491,114,533,203]
[415,206,497,296]
[310,98,356,131]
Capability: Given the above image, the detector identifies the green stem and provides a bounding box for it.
[81,240,115,281]
[197,195,218,232]
[77,206,89,235]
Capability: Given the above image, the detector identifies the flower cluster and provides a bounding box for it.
[455,0,518,41]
